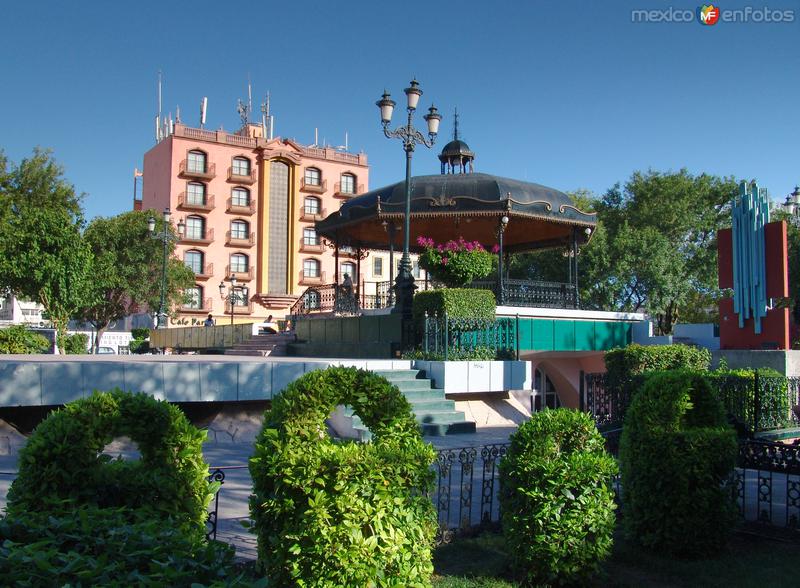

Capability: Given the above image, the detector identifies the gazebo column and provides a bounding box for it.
[387,222,396,306]
[497,216,509,305]
[572,228,579,309]
[334,236,340,284]
[356,247,362,306]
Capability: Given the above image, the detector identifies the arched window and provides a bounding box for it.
[533,368,561,411]
[230,219,249,240]
[340,261,356,281]
[186,182,206,205]
[303,227,319,246]
[303,258,321,278]
[304,167,321,186]
[187,150,207,173]
[231,187,250,207]
[185,285,202,309]
[340,173,356,194]
[232,157,251,176]
[304,196,320,215]
[185,216,205,240]
[230,253,249,274]
[184,250,204,274]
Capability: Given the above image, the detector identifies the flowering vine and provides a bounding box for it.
[416,236,495,287]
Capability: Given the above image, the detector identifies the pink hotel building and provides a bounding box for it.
[136,122,369,325]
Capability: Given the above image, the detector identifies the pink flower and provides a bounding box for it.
[437,244,444,252]
[491,244,500,253]
[441,256,449,265]
[465,242,474,251]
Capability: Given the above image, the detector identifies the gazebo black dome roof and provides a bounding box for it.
[316,172,596,254]
[439,139,474,158]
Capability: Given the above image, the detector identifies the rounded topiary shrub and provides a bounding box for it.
[6,389,214,538]
[620,370,738,556]
[499,408,618,586]
[249,366,436,587]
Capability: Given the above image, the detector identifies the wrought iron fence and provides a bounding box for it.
[581,371,800,435]
[289,283,358,317]
[734,440,800,529]
[470,279,577,309]
[423,314,517,360]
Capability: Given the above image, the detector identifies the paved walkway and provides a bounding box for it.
[0,426,518,561]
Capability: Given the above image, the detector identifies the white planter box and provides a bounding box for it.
[413,360,531,394]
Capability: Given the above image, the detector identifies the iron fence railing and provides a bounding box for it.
[423,313,518,360]
[580,371,800,435]
[470,278,577,309]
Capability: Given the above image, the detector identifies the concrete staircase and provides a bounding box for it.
[223,333,295,357]
[344,369,476,438]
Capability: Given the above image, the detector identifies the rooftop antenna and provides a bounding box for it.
[336,131,349,151]
[200,97,208,128]
[260,91,270,139]
[175,105,181,125]
[314,127,318,147]
[155,70,163,142]
[247,75,253,120]
[236,98,250,128]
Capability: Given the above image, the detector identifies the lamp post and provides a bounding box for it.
[219,275,247,325]
[148,208,185,328]
[376,80,442,335]
[497,215,509,305]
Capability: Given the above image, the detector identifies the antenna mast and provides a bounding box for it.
[200,97,208,128]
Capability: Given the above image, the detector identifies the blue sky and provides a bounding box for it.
[1,0,798,220]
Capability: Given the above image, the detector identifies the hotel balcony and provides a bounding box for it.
[181,297,213,313]
[226,198,256,215]
[226,231,255,247]
[179,160,216,181]
[225,265,253,281]
[228,302,254,315]
[300,179,327,194]
[193,263,214,280]
[300,207,327,222]
[299,270,327,286]
[181,228,214,245]
[227,167,257,185]
[300,238,325,254]
[177,192,215,212]
[334,182,364,198]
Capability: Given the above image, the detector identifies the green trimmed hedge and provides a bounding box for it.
[0,325,50,354]
[6,390,215,539]
[710,367,790,432]
[620,370,737,556]
[605,344,711,391]
[413,288,496,323]
[499,409,618,586]
[0,506,249,587]
[59,332,88,354]
[250,366,437,586]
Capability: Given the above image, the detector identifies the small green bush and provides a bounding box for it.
[620,370,737,556]
[59,332,88,354]
[414,288,496,323]
[403,346,500,361]
[0,325,50,353]
[250,366,437,587]
[605,343,711,390]
[0,506,250,587]
[499,409,618,586]
[131,327,151,340]
[6,390,215,539]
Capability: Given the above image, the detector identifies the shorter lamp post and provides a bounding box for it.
[219,275,248,326]
[148,208,185,328]
[497,215,509,305]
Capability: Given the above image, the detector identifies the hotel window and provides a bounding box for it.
[185,286,202,309]
[231,220,249,240]
[232,157,250,176]
[341,261,356,280]
[187,150,206,173]
[303,258,320,278]
[304,167,321,186]
[231,187,250,207]
[186,182,206,205]
[230,253,248,274]
[184,250,203,274]
[304,196,320,215]
[340,173,355,194]
[373,257,383,277]
[185,216,205,240]
[232,286,249,306]
[303,228,319,246]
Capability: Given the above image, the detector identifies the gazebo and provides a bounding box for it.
[314,163,597,310]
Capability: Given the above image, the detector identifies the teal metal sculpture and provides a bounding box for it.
[731,180,770,333]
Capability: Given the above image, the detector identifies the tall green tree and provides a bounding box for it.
[78,210,194,352]
[0,149,92,351]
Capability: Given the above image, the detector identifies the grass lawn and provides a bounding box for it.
[432,529,800,587]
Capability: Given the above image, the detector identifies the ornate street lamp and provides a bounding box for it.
[219,275,247,325]
[148,208,185,328]
[376,80,442,340]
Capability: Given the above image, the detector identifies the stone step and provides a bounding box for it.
[372,370,423,382]
[391,379,435,392]
[342,398,455,417]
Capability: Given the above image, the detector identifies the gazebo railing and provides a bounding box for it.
[470,279,577,309]
[289,283,359,316]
